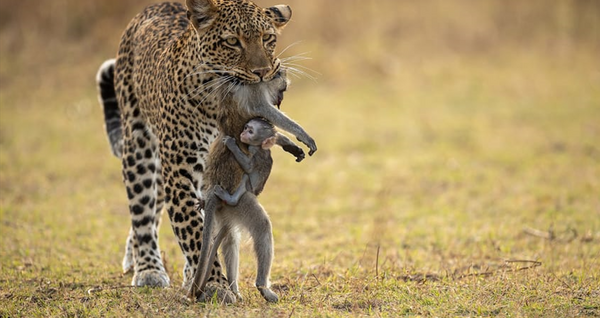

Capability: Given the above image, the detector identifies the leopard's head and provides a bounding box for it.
[186,0,291,84]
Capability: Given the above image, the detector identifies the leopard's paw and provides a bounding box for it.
[195,282,237,304]
[132,269,170,288]
[122,251,134,274]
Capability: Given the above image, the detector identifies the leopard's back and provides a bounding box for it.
[115,2,197,133]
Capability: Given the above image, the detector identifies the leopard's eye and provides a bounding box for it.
[262,34,275,43]
[224,37,240,47]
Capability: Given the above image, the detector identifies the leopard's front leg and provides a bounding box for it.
[159,138,236,303]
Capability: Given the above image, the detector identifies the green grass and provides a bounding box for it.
[1,1,599,315]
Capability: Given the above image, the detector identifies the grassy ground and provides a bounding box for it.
[1,1,599,317]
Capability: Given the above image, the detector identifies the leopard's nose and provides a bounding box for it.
[252,67,271,79]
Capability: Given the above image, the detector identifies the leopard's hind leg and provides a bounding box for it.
[122,174,165,275]
[114,54,169,287]
[98,57,169,285]
[120,120,169,287]
[97,59,137,275]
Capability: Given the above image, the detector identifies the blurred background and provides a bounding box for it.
[0,0,600,317]
[1,1,599,314]
[1,0,598,98]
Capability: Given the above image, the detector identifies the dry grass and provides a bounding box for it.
[1,1,599,317]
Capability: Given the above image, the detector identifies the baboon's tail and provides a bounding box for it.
[96,59,123,158]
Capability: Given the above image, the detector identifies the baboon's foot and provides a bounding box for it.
[257,285,279,303]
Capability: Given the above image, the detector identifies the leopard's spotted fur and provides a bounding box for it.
[96,0,291,302]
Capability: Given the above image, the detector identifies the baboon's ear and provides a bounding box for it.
[186,0,218,31]
[262,136,277,150]
[264,5,292,31]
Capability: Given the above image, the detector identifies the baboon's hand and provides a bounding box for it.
[298,135,317,156]
[282,144,305,162]
[223,136,236,149]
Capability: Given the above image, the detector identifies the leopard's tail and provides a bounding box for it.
[96,58,123,158]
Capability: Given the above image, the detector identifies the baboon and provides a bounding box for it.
[189,71,317,302]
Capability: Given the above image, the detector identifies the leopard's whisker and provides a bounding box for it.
[196,76,235,104]
[286,69,310,81]
[186,69,235,79]
[219,82,237,105]
[185,61,236,77]
[186,76,228,99]
[287,69,316,82]
[189,79,228,101]
[280,52,312,63]
[280,57,312,64]
[283,62,320,75]
[187,63,218,77]
[282,64,319,82]
[276,41,303,59]
[186,76,231,101]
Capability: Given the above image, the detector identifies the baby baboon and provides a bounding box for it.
[215,118,285,206]
[189,71,317,303]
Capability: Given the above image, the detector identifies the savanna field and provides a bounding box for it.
[1,0,599,317]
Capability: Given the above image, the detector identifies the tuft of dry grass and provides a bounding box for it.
[1,1,599,317]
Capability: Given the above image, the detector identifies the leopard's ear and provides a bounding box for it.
[264,5,292,31]
[186,0,218,31]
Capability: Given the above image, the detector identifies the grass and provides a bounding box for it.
[1,1,599,317]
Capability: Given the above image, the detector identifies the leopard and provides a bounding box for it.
[95,0,296,303]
